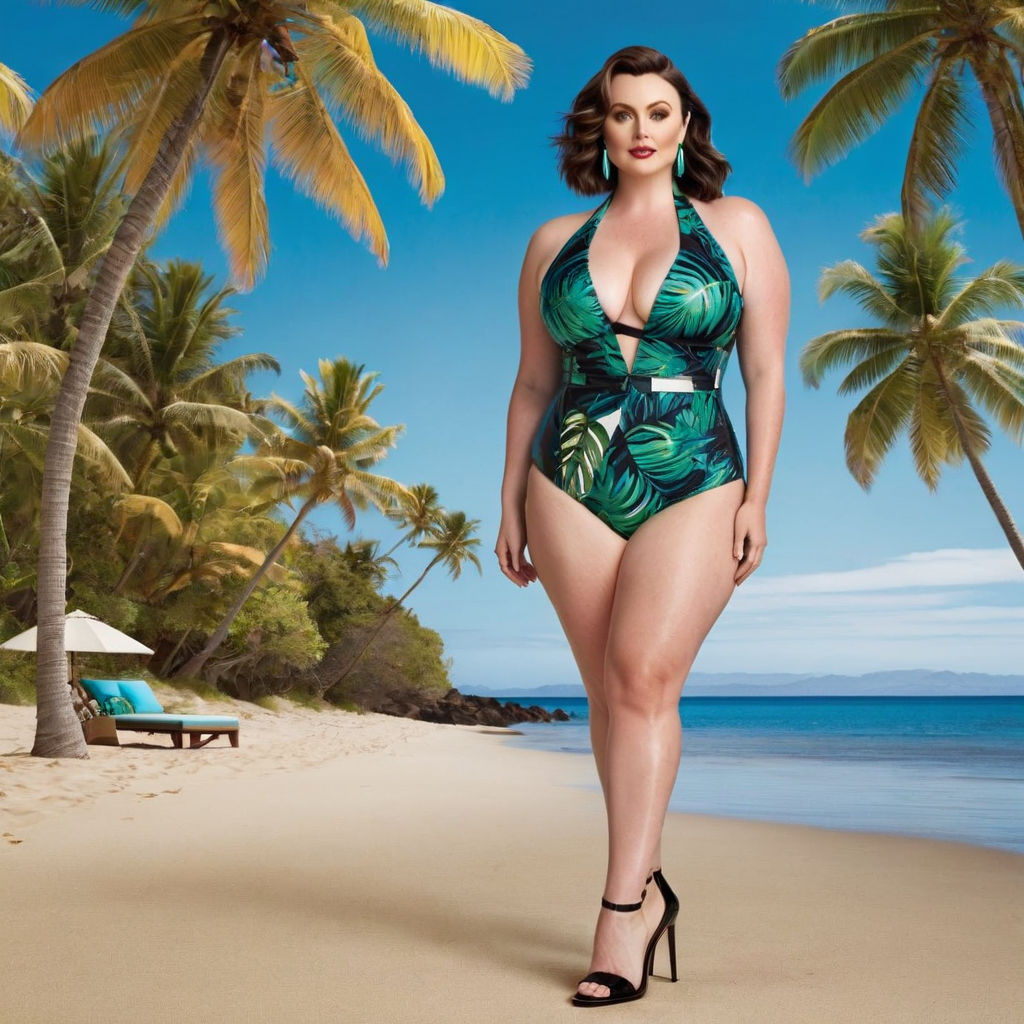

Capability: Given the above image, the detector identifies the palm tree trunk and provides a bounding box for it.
[971,52,1024,243]
[32,29,233,757]
[175,494,319,679]
[382,532,410,559]
[333,555,441,689]
[159,626,192,678]
[932,357,1024,570]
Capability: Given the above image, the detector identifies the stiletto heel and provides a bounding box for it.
[571,874,675,1008]
[651,869,680,983]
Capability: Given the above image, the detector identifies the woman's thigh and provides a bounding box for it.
[524,464,626,698]
[604,479,745,710]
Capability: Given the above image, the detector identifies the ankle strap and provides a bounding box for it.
[601,895,645,912]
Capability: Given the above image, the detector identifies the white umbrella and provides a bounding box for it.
[0,609,153,680]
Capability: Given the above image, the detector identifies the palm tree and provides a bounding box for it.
[333,508,481,687]
[175,357,408,678]
[19,0,530,756]
[340,537,397,588]
[0,138,125,349]
[801,207,1024,567]
[382,482,443,559]
[97,259,278,487]
[777,1,1024,236]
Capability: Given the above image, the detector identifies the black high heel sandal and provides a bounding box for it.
[571,874,677,1007]
[648,869,680,982]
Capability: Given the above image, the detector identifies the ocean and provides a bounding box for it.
[499,696,1024,855]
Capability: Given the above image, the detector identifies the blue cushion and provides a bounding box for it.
[80,679,123,702]
[116,679,164,714]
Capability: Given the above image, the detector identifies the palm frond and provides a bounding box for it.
[800,327,909,386]
[777,7,937,98]
[0,62,34,136]
[843,355,919,487]
[115,493,184,537]
[836,341,908,394]
[117,37,206,218]
[975,52,1024,212]
[184,352,281,394]
[818,260,910,324]
[958,351,1024,441]
[267,64,388,264]
[161,400,263,437]
[208,42,270,290]
[901,55,970,221]
[347,0,531,101]
[300,14,444,204]
[76,423,132,488]
[18,14,209,149]
[789,32,936,177]
[907,358,956,489]
[0,340,68,389]
[938,262,1024,326]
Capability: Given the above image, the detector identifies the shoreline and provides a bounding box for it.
[2,700,1023,1023]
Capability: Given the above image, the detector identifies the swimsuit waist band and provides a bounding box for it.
[562,367,721,393]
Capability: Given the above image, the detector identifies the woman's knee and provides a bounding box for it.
[603,647,693,716]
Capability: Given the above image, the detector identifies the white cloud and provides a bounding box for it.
[740,548,1021,598]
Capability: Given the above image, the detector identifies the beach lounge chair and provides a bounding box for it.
[80,679,240,749]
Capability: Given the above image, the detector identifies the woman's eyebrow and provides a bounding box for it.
[608,100,673,112]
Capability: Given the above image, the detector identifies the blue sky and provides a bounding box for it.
[8,0,1023,689]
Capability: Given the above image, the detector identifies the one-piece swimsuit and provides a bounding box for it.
[530,178,746,540]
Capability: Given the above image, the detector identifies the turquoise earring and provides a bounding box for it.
[676,142,685,177]
[601,145,611,180]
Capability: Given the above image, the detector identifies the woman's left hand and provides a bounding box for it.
[733,501,767,585]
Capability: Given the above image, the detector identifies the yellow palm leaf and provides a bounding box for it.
[0,61,33,135]
[300,14,444,203]
[114,493,185,538]
[207,42,270,289]
[17,14,208,149]
[349,0,531,101]
[267,65,388,265]
[117,37,207,225]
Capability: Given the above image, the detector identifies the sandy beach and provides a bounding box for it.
[2,694,1022,1024]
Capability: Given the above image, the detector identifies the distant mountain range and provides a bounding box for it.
[467,670,1024,699]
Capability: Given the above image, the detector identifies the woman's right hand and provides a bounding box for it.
[495,512,538,588]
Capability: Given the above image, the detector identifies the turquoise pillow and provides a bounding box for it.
[101,695,134,715]
[81,679,123,702]
[117,679,163,714]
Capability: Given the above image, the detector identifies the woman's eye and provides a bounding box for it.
[651,110,668,120]
[613,111,630,122]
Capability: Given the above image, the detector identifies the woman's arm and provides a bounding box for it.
[496,223,566,587]
[731,199,789,584]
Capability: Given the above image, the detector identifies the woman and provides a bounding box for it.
[496,46,788,1006]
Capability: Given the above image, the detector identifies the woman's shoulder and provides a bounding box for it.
[525,207,597,264]
[703,193,775,235]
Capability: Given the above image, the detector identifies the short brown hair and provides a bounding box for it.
[552,45,732,199]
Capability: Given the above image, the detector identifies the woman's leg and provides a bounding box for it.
[577,479,744,1000]
[524,464,623,798]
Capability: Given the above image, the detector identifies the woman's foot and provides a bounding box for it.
[576,877,666,1000]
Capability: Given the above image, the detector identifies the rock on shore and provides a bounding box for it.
[367,687,570,727]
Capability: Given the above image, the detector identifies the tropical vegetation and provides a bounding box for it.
[801,208,1024,567]
[778,0,1024,237]
[4,0,528,757]
[0,1,528,757]
[781,1,1024,573]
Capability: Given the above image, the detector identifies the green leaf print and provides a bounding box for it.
[556,410,610,499]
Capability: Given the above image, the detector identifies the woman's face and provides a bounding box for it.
[603,72,689,182]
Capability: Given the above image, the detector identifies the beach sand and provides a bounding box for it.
[1,694,1022,1024]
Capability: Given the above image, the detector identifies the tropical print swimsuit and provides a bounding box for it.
[530,179,746,540]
